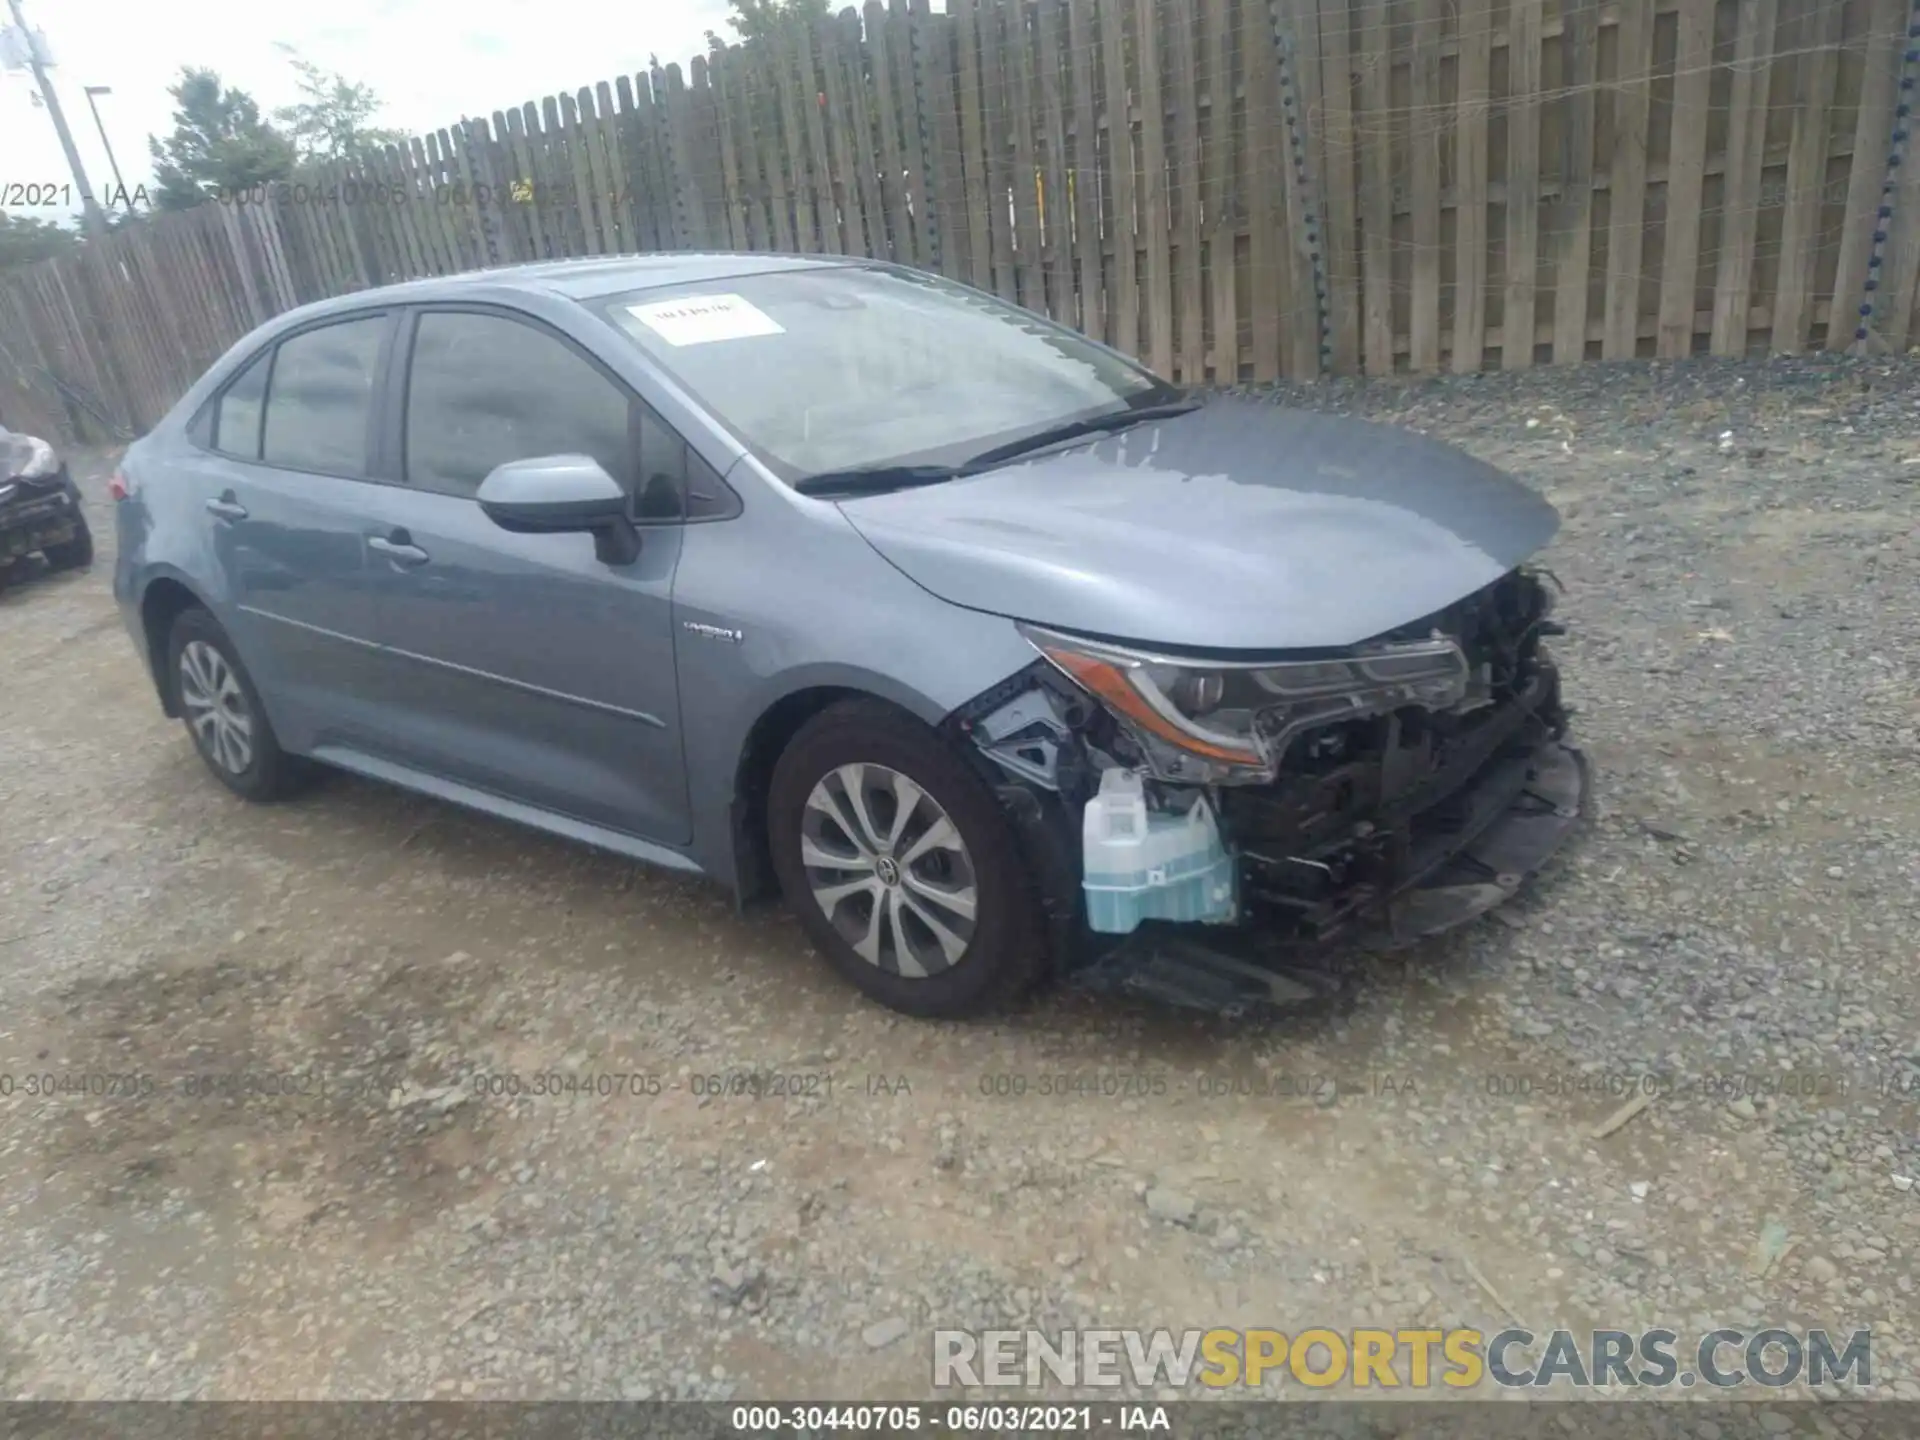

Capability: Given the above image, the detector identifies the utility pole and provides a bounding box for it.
[4,0,108,237]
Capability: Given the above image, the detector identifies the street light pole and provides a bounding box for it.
[82,85,129,209]
[4,0,108,237]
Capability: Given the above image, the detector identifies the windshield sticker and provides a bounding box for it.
[626,293,785,346]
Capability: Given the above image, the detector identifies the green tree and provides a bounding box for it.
[0,211,79,271]
[714,0,830,45]
[147,69,296,212]
[272,45,408,163]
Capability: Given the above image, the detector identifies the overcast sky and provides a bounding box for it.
[3,0,734,224]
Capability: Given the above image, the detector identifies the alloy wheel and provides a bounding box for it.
[800,762,978,978]
[178,639,254,776]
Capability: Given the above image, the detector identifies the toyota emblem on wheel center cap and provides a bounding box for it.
[875,856,901,887]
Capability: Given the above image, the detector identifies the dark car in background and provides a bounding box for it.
[0,425,93,578]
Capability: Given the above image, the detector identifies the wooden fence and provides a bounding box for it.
[1,0,1914,445]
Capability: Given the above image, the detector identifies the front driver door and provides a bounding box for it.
[356,305,691,845]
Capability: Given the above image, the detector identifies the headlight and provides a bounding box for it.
[1023,628,1267,771]
[1021,624,1471,782]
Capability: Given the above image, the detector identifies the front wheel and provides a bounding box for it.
[767,699,1049,1018]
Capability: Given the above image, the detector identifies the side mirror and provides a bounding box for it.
[476,455,640,565]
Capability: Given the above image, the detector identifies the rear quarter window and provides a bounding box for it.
[212,351,270,460]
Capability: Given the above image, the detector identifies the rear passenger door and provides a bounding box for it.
[355,305,694,844]
[199,311,398,753]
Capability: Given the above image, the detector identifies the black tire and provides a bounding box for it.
[42,515,93,571]
[768,698,1048,1018]
[166,606,309,802]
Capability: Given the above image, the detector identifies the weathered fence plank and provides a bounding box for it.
[1247,0,1290,380]
[1273,0,1321,378]
[1602,0,1657,360]
[1408,0,1443,373]
[1655,0,1715,359]
[924,5,972,277]
[1099,0,1140,356]
[1134,0,1174,375]
[1710,0,1780,357]
[1771,0,1845,353]
[1008,0,1046,309]
[1356,0,1393,373]
[1168,0,1205,377]
[1831,0,1904,350]
[868,1,914,261]
[955,0,995,286]
[1550,0,1598,364]
[1317,0,1361,372]
[1503,0,1544,369]
[1203,0,1239,379]
[980,1,1021,298]
[820,17,871,257]
[1038,0,1076,320]
[1452,0,1491,372]
[1069,0,1105,337]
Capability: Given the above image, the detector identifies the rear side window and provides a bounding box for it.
[404,310,632,498]
[214,351,270,459]
[261,316,386,477]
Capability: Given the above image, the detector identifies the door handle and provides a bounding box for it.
[368,534,430,566]
[205,497,248,521]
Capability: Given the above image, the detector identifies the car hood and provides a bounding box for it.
[0,431,31,480]
[836,397,1559,651]
[0,430,57,485]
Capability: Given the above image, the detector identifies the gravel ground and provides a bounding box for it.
[0,354,1916,1403]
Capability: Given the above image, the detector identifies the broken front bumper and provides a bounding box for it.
[1369,733,1586,948]
[1068,725,1590,1016]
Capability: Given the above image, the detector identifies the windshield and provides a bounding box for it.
[598,266,1171,482]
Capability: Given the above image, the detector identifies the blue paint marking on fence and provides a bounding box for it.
[1856,2,1920,344]
[1266,0,1333,368]
[910,6,941,274]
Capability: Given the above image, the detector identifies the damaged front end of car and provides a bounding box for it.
[948,567,1588,1015]
[0,429,82,567]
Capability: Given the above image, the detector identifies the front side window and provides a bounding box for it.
[598,266,1166,481]
[261,316,387,477]
[214,350,270,459]
[404,310,632,498]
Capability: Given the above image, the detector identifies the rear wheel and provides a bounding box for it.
[42,515,93,571]
[166,607,308,801]
[767,700,1048,1018]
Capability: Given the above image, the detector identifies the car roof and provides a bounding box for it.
[267,252,865,328]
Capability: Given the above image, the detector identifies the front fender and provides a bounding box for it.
[671,495,1040,892]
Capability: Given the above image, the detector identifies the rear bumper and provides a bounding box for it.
[0,471,83,562]
[110,503,167,714]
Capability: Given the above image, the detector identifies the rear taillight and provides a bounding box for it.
[108,469,129,501]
